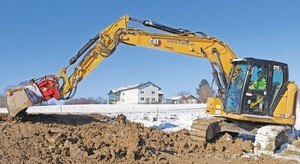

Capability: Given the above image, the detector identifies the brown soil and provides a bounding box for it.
[0,113,296,163]
[292,139,300,149]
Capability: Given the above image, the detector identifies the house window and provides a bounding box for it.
[152,98,155,101]
[141,91,144,94]
[141,97,144,101]
[151,91,155,94]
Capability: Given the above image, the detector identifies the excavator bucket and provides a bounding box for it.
[6,85,43,118]
[6,86,33,117]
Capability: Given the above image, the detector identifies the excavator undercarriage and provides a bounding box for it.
[190,117,293,154]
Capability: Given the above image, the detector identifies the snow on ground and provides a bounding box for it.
[105,107,210,132]
[294,104,300,137]
[0,103,299,132]
[0,104,209,131]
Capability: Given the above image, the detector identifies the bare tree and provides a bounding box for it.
[96,97,107,104]
[177,91,191,97]
[0,94,6,107]
[40,101,57,106]
[64,97,107,105]
[48,101,57,105]
[176,91,191,104]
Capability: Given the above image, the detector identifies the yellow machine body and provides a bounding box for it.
[7,15,298,128]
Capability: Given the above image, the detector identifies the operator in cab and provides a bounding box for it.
[249,71,266,90]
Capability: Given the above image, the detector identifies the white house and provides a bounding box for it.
[108,82,163,104]
[169,94,198,104]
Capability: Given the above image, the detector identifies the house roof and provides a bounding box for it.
[186,95,197,100]
[170,94,197,100]
[170,96,182,100]
[109,81,161,94]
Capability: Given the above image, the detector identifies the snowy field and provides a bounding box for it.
[0,104,208,131]
[0,103,299,131]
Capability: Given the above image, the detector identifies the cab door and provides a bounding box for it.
[225,63,247,113]
[243,65,269,115]
[268,64,287,116]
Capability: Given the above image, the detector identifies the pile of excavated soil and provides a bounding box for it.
[0,113,296,163]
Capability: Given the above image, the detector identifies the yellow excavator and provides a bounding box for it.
[6,15,298,154]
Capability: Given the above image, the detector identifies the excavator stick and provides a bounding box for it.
[6,75,61,118]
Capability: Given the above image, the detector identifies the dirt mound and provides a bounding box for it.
[204,133,253,159]
[0,114,295,163]
[0,113,10,122]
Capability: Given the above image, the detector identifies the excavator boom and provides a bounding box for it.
[6,15,237,117]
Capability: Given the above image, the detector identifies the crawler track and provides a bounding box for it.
[190,117,225,142]
[191,117,293,155]
[254,125,292,154]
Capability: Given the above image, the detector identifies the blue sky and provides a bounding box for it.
[0,1,299,102]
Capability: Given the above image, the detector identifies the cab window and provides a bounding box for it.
[270,65,284,106]
[244,65,268,115]
[225,64,247,113]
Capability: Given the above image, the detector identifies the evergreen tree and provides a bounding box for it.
[196,79,214,103]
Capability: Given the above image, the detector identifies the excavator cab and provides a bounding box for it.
[225,58,289,117]
[191,58,296,153]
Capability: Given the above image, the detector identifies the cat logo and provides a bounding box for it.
[149,38,162,47]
